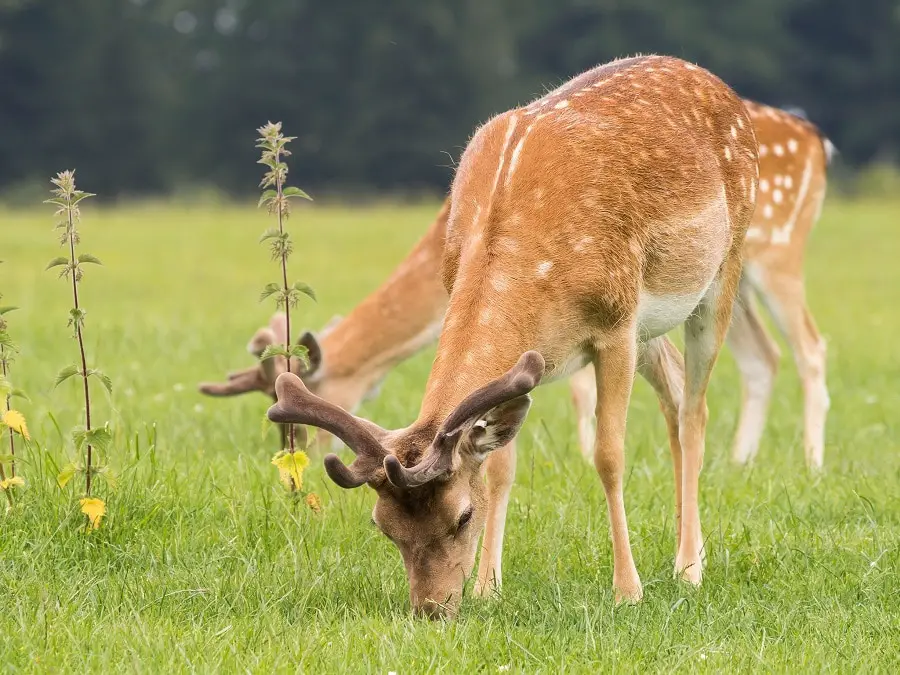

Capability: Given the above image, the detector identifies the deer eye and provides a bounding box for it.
[457,506,474,530]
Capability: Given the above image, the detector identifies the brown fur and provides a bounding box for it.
[268,55,760,617]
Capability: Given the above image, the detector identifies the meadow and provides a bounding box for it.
[1,198,899,672]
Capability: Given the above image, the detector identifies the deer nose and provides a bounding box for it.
[413,597,458,620]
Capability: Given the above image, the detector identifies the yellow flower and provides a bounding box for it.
[79,497,106,530]
[1,409,30,440]
[271,450,309,491]
[305,493,322,513]
[0,476,24,491]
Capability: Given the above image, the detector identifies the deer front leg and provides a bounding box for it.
[593,332,642,604]
[676,255,743,584]
[475,439,517,597]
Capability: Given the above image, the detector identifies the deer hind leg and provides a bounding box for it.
[758,274,828,470]
[592,330,642,603]
[727,279,781,465]
[676,253,744,585]
[569,365,598,463]
[474,440,517,597]
[636,336,685,552]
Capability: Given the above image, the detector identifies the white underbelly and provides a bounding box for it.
[636,289,708,339]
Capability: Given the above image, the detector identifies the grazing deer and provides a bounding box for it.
[197,204,449,446]
[202,102,831,468]
[570,102,832,469]
[267,55,759,617]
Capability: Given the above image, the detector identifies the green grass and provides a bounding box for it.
[1,199,899,673]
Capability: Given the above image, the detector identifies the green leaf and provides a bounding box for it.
[259,282,282,303]
[258,227,280,243]
[0,332,16,351]
[0,306,18,315]
[73,425,113,453]
[257,189,277,208]
[70,191,95,205]
[43,197,69,208]
[56,462,78,489]
[87,369,113,394]
[96,466,118,491]
[10,387,30,402]
[45,256,70,271]
[290,281,317,302]
[288,344,311,369]
[259,344,290,362]
[283,186,313,201]
[0,376,10,398]
[0,454,16,464]
[77,253,102,266]
[55,364,80,387]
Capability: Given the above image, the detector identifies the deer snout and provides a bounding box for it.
[410,593,459,620]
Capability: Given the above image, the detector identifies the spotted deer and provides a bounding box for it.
[197,203,450,446]
[267,55,759,617]
[570,102,832,469]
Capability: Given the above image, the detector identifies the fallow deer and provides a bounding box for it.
[202,103,831,470]
[570,102,833,469]
[267,55,760,617]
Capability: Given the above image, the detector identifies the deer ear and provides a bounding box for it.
[298,331,323,376]
[457,395,532,458]
[269,313,288,345]
[247,327,277,358]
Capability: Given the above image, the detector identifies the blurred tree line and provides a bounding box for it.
[0,0,897,198]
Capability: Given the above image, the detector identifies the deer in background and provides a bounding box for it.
[267,55,759,617]
[197,203,450,446]
[571,102,833,469]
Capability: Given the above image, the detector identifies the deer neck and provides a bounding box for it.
[415,274,537,429]
[317,204,450,401]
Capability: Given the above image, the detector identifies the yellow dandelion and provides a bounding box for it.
[305,493,322,513]
[0,476,25,491]
[271,450,310,491]
[1,409,30,440]
[79,497,106,531]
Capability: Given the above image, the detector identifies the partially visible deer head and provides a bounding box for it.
[267,351,544,617]
[199,313,325,399]
[198,313,327,446]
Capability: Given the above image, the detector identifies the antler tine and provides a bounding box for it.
[439,350,545,436]
[267,372,388,488]
[384,351,545,490]
[199,366,264,396]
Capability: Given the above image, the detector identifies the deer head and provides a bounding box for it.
[198,313,329,400]
[267,350,545,617]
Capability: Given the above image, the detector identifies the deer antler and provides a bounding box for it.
[384,351,545,490]
[268,372,388,487]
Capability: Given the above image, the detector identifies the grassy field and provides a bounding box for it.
[1,199,899,673]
